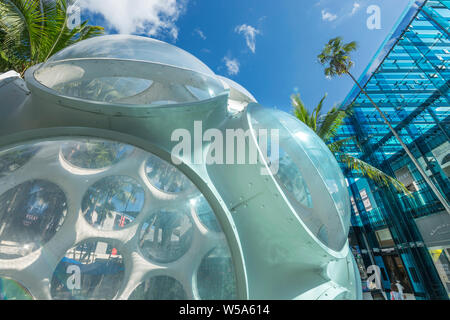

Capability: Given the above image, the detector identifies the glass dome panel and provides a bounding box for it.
[0,278,33,300]
[249,107,350,251]
[190,196,221,233]
[52,77,154,104]
[33,35,226,107]
[139,210,194,263]
[276,113,351,227]
[0,146,40,174]
[145,154,193,193]
[51,240,125,300]
[259,137,312,209]
[196,245,238,300]
[81,176,145,231]
[61,140,133,169]
[0,179,67,259]
[128,276,186,300]
[218,75,257,103]
[46,35,215,76]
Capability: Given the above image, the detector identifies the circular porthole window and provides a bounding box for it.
[0,277,33,300]
[0,179,67,260]
[128,276,186,300]
[51,240,125,300]
[139,210,194,263]
[196,245,238,300]
[81,176,145,230]
[145,154,193,193]
[61,140,133,170]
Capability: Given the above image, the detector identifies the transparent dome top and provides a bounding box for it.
[45,35,215,76]
[33,35,226,107]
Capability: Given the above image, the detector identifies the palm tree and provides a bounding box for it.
[0,0,104,76]
[318,37,450,213]
[292,93,410,195]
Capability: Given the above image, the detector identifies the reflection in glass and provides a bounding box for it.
[269,145,313,209]
[289,117,350,224]
[36,36,225,106]
[139,210,194,263]
[191,196,221,232]
[61,140,133,169]
[53,77,153,104]
[0,278,33,300]
[82,176,145,230]
[0,180,67,259]
[250,107,349,251]
[51,241,125,300]
[254,129,312,209]
[145,154,192,193]
[0,146,39,175]
[128,276,186,300]
[197,245,238,300]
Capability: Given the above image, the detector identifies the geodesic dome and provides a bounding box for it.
[0,35,362,300]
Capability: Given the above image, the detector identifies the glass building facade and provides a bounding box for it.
[338,0,450,300]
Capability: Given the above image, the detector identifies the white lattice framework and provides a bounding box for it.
[0,138,233,300]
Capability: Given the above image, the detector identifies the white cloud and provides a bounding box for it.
[194,28,206,40]
[78,0,185,39]
[223,57,240,76]
[321,9,338,22]
[351,2,361,15]
[235,24,260,54]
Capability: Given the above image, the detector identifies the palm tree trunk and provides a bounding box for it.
[346,71,450,214]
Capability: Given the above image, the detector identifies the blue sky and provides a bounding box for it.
[78,0,412,113]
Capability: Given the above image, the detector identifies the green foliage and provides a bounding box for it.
[291,94,410,195]
[62,141,129,169]
[318,37,357,77]
[0,0,104,75]
[337,153,410,195]
[292,93,351,143]
[292,93,327,133]
[315,36,412,196]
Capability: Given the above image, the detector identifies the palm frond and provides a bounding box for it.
[318,37,358,78]
[317,106,347,143]
[292,94,314,129]
[0,0,47,64]
[0,0,104,74]
[343,41,358,53]
[327,136,358,153]
[338,153,411,196]
[313,93,327,130]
